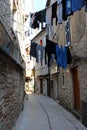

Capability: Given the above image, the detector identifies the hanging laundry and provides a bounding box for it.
[62,0,67,21]
[62,0,73,21]
[42,9,46,22]
[65,17,71,46]
[30,13,39,29]
[66,0,73,16]
[30,42,37,58]
[46,6,52,36]
[36,44,44,66]
[56,45,67,69]
[46,25,49,36]
[51,1,57,25]
[45,38,57,66]
[57,0,63,24]
[71,0,84,12]
[41,9,46,29]
[50,54,56,65]
[46,6,52,25]
[84,0,87,12]
[49,25,53,40]
[57,0,62,4]
[61,47,67,69]
[56,45,63,67]
[30,9,46,29]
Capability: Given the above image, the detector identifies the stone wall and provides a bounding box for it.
[0,49,25,130]
[0,0,25,129]
[58,68,73,109]
[57,8,87,111]
[0,0,25,69]
[0,0,13,40]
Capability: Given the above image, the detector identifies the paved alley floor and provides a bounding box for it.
[12,94,87,130]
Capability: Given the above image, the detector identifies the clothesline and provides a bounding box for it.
[30,38,72,69]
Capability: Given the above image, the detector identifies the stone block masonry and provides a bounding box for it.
[0,0,25,129]
[0,50,25,130]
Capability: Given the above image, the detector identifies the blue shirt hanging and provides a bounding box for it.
[71,0,84,12]
[56,45,67,69]
[56,45,63,67]
[61,47,67,69]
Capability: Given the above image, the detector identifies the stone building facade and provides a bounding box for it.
[58,9,87,115]
[31,29,48,95]
[46,0,87,119]
[0,0,25,130]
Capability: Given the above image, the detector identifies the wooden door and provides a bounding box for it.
[71,67,80,112]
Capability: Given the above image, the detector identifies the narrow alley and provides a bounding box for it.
[1,0,87,130]
[12,94,87,130]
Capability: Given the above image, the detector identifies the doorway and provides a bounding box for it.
[71,67,80,112]
[40,79,43,94]
[47,78,51,97]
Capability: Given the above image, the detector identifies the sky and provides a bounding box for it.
[24,0,47,13]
